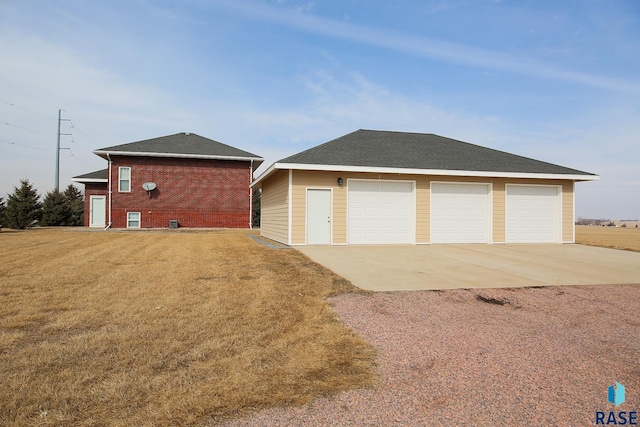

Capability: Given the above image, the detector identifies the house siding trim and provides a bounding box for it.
[253,163,599,186]
[94,150,261,162]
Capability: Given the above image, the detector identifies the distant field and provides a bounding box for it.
[576,225,640,252]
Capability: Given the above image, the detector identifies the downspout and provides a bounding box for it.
[104,153,113,230]
[249,159,254,229]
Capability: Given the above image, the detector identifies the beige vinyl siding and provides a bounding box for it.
[492,180,506,243]
[290,170,345,245]
[260,170,289,244]
[267,169,576,245]
[562,181,575,243]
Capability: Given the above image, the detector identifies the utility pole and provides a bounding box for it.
[55,109,72,191]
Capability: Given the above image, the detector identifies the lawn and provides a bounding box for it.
[0,229,376,426]
[576,224,640,252]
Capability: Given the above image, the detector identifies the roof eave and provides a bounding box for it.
[94,150,264,164]
[252,162,599,186]
[70,178,108,183]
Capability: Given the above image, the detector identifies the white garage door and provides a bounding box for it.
[506,185,560,243]
[431,183,490,243]
[348,180,414,244]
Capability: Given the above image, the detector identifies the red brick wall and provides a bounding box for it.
[108,156,252,228]
[83,183,108,227]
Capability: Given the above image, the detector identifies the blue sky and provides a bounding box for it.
[1,0,638,219]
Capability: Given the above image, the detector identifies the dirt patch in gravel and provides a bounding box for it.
[224,284,640,426]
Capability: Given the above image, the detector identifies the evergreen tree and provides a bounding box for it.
[63,184,84,226]
[41,189,71,226]
[0,197,5,228]
[4,179,42,229]
[252,188,261,227]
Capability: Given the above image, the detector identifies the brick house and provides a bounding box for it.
[72,132,263,229]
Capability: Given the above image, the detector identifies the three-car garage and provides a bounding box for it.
[256,130,598,246]
[343,180,563,245]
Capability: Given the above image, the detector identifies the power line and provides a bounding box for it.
[0,138,53,153]
[0,97,55,122]
[1,120,55,137]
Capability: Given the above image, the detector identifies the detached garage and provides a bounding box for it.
[253,130,598,246]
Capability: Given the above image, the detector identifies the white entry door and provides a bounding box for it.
[89,196,106,227]
[307,189,331,244]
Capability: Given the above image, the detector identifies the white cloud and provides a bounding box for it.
[206,0,640,94]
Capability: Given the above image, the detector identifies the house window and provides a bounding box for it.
[119,167,131,192]
[127,212,141,228]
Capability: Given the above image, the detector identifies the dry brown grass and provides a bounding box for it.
[576,224,640,252]
[0,228,376,426]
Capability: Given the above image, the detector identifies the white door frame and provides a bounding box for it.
[89,195,107,227]
[306,188,332,245]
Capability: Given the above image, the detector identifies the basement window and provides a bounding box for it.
[119,167,131,192]
[127,212,141,229]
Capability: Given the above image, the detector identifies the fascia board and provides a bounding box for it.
[275,163,600,181]
[93,150,264,163]
[251,163,278,187]
[70,178,108,183]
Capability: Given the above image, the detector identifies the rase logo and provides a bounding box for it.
[596,382,637,425]
[610,383,626,407]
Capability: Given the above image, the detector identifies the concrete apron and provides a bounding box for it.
[296,244,640,291]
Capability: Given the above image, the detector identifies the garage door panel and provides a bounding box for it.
[348,180,414,244]
[431,183,490,243]
[507,185,560,243]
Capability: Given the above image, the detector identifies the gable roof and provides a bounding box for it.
[71,169,108,183]
[94,132,263,167]
[253,129,598,185]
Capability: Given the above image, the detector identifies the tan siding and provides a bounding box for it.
[291,170,346,245]
[492,179,506,243]
[260,170,289,244]
[416,178,429,243]
[270,169,576,245]
[562,181,575,243]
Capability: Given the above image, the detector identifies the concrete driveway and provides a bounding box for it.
[297,244,640,291]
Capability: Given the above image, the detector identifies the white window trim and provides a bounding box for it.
[127,211,141,229]
[118,166,131,193]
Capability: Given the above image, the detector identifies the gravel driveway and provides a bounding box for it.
[225,284,640,426]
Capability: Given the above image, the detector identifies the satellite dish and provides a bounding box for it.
[142,182,156,191]
[142,182,156,198]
